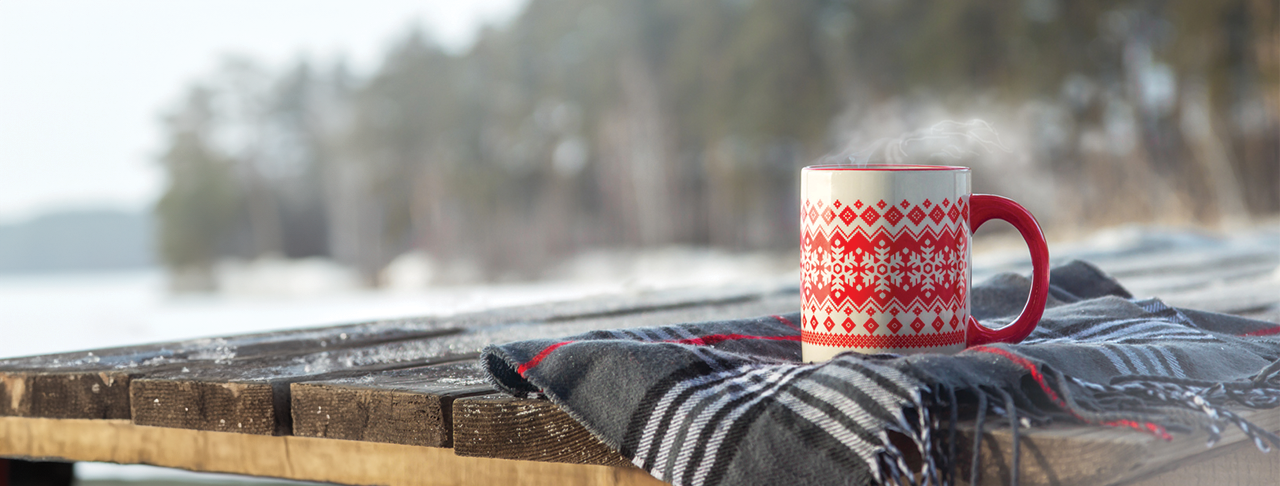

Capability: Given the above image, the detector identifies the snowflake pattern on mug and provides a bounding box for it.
[801,197,969,349]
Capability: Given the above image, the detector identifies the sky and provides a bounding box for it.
[0,0,526,224]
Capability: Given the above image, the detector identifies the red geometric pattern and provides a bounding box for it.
[802,196,971,351]
[803,198,968,225]
[800,225,968,314]
[886,318,902,334]
[802,329,965,349]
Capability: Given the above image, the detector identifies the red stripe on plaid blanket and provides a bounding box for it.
[518,333,802,376]
[971,345,1172,441]
[970,346,1068,408]
[518,340,575,377]
[1241,326,1280,337]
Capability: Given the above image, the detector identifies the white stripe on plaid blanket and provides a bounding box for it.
[1118,345,1153,374]
[1133,346,1170,374]
[665,366,795,482]
[682,365,811,485]
[632,364,761,469]
[1154,346,1187,377]
[773,379,891,479]
[632,355,921,486]
[1024,318,1217,344]
[1064,318,1208,341]
[634,363,805,482]
[1095,344,1136,374]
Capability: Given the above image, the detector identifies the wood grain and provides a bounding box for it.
[127,339,484,435]
[0,416,665,486]
[0,326,463,420]
[291,361,494,447]
[0,371,132,420]
[454,394,632,467]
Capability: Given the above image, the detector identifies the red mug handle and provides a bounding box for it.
[965,195,1050,347]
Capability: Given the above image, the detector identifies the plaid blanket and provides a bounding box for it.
[482,261,1280,486]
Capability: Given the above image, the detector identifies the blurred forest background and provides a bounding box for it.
[153,0,1279,289]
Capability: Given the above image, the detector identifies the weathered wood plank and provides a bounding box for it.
[134,289,799,436]
[0,282,790,420]
[130,352,476,436]
[0,326,464,420]
[0,417,665,486]
[453,394,631,467]
[290,361,494,447]
[0,371,132,421]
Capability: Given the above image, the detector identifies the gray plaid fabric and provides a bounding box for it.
[483,261,1280,486]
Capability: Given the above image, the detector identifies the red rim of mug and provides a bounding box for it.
[804,164,969,171]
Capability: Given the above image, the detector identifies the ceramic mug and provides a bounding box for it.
[800,165,1049,362]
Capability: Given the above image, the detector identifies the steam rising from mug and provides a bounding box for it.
[819,119,1011,167]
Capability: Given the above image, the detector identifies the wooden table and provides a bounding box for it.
[1,228,1277,486]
